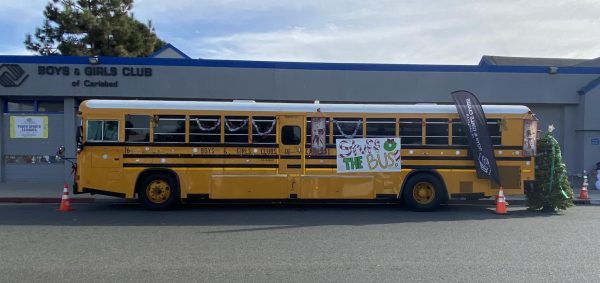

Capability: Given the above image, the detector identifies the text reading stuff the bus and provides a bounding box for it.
[336,138,401,173]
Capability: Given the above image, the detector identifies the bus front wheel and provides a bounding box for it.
[138,173,180,210]
[402,173,444,211]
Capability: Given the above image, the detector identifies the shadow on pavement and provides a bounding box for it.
[0,202,561,228]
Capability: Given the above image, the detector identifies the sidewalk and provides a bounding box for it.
[1,181,599,205]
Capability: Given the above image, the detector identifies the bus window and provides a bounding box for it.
[154,115,185,143]
[488,119,502,145]
[252,116,276,144]
[87,121,103,141]
[399,118,422,145]
[425,119,448,145]
[333,118,362,142]
[190,115,221,143]
[125,115,150,142]
[86,120,119,142]
[452,119,502,146]
[366,118,396,138]
[282,126,301,145]
[104,121,119,141]
[225,116,249,144]
[451,119,467,145]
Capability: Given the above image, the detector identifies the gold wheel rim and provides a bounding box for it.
[146,180,171,204]
[413,182,435,205]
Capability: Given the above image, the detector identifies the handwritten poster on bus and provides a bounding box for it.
[336,138,401,173]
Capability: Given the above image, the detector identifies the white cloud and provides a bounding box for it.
[141,0,600,64]
[4,0,600,63]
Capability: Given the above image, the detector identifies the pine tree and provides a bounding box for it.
[526,126,574,212]
[25,0,165,57]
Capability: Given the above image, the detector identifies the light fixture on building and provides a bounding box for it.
[548,66,558,74]
[88,56,100,64]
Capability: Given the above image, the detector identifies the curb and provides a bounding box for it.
[449,199,527,206]
[0,197,96,204]
[449,199,599,206]
[1,197,599,205]
[0,197,137,203]
[0,197,133,204]
[574,199,599,205]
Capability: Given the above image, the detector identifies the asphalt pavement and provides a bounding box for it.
[0,202,599,282]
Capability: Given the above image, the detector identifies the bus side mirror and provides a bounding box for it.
[77,126,83,144]
[77,126,83,152]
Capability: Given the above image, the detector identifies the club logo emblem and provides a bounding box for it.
[0,64,28,87]
[478,153,491,175]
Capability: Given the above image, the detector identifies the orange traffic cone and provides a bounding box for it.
[579,173,590,200]
[495,187,508,215]
[57,183,73,212]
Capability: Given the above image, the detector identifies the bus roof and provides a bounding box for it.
[82,100,531,115]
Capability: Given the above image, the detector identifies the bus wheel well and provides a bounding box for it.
[400,170,448,203]
[135,168,180,196]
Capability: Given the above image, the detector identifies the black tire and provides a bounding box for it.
[138,173,180,210]
[402,173,445,212]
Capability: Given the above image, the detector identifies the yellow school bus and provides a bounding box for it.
[73,99,537,210]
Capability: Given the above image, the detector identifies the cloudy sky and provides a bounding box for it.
[1,0,599,64]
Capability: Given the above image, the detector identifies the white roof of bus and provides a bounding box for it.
[83,100,531,114]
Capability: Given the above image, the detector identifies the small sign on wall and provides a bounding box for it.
[9,116,48,138]
[592,138,600,146]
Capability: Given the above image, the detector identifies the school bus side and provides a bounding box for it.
[73,102,535,210]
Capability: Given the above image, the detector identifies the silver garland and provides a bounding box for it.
[252,119,276,136]
[334,119,362,139]
[194,118,221,132]
[225,118,248,132]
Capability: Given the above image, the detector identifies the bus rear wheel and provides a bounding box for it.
[138,173,180,210]
[402,173,444,211]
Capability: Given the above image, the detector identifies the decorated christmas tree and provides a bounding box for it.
[526,125,574,212]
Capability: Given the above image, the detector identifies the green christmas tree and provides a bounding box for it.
[526,125,574,212]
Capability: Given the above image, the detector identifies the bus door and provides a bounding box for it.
[278,116,305,175]
[85,119,123,189]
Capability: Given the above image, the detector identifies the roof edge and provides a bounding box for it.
[148,43,191,59]
[3,55,600,74]
[82,99,531,115]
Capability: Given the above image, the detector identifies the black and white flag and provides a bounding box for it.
[451,90,502,187]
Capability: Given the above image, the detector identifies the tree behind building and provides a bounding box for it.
[24,0,165,57]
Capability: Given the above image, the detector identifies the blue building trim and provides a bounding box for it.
[149,43,192,59]
[577,76,600,95]
[3,55,600,75]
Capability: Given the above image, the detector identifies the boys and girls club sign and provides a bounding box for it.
[9,116,48,138]
[336,138,402,173]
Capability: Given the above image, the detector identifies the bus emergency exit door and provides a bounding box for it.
[278,116,304,175]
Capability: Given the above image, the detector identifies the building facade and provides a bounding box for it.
[1,48,599,186]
